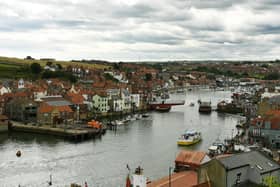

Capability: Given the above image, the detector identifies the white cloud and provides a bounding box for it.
[0,0,279,61]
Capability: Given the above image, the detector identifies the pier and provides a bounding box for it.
[10,123,106,141]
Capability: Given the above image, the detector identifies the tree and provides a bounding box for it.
[56,63,62,70]
[30,63,42,74]
[263,175,280,187]
[264,72,280,80]
[46,61,53,66]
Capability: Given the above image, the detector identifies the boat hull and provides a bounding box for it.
[177,138,201,146]
[155,106,171,112]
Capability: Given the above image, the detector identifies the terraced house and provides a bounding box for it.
[92,93,109,113]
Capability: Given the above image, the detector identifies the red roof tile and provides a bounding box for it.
[147,171,197,187]
[38,103,73,113]
[175,151,207,167]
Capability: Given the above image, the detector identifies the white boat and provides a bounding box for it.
[114,120,124,126]
[208,138,226,156]
[177,130,202,146]
[135,114,142,120]
[130,115,137,121]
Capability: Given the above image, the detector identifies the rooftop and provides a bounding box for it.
[218,151,280,174]
[147,171,197,187]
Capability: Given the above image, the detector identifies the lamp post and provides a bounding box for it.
[169,166,173,187]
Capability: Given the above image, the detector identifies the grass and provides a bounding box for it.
[0,62,30,79]
[0,56,112,80]
[0,56,111,70]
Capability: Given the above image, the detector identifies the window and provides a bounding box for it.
[235,172,242,185]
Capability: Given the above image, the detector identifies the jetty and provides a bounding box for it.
[10,123,106,141]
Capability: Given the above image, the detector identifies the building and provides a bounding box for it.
[37,96,74,126]
[175,150,211,171]
[131,94,140,109]
[109,95,124,112]
[258,94,280,116]
[37,103,74,126]
[249,110,280,148]
[121,89,131,112]
[5,98,37,123]
[92,94,109,113]
[198,151,280,187]
[0,85,11,95]
[147,171,198,187]
[65,92,88,120]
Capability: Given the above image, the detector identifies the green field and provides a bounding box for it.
[0,56,111,70]
[0,56,112,80]
[0,62,30,79]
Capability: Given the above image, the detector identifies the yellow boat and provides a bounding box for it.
[177,130,202,146]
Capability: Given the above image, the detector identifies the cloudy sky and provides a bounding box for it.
[0,0,279,61]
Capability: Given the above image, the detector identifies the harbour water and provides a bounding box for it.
[0,90,241,187]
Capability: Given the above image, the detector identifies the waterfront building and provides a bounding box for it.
[198,151,280,187]
[108,95,124,112]
[37,96,74,126]
[92,94,109,113]
[121,89,131,112]
[249,110,280,148]
[5,98,38,123]
[131,94,140,109]
[37,102,74,126]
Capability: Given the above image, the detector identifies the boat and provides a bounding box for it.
[135,114,142,120]
[217,100,242,114]
[199,101,212,113]
[161,92,170,99]
[142,113,150,118]
[114,120,125,126]
[129,115,137,121]
[126,166,149,187]
[87,120,102,129]
[208,138,226,157]
[177,130,202,146]
[155,106,171,112]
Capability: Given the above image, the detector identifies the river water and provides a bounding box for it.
[0,90,242,187]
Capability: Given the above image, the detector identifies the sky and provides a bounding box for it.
[0,0,279,61]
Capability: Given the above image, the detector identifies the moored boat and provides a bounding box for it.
[198,101,212,113]
[155,106,171,112]
[177,130,202,146]
[208,138,226,157]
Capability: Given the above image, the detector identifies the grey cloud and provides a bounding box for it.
[106,31,185,45]
[0,0,279,61]
[112,4,155,18]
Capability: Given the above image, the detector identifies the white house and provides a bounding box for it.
[0,86,11,95]
[33,89,47,101]
[131,94,140,108]
[18,78,25,89]
[110,95,124,112]
[121,89,131,112]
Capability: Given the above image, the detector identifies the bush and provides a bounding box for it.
[30,63,42,74]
